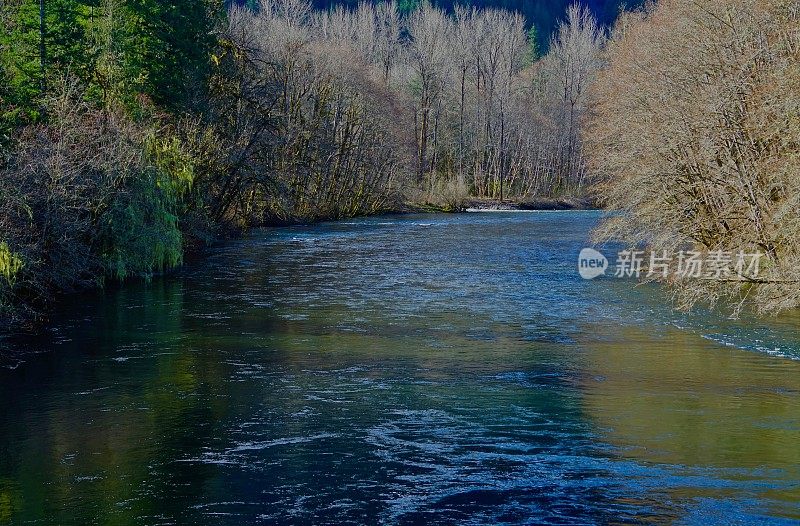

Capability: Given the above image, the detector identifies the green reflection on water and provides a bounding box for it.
[580,324,800,519]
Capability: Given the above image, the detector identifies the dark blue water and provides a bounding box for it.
[1,212,799,525]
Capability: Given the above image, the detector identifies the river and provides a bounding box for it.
[1,211,799,525]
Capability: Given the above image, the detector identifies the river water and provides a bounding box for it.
[1,211,799,525]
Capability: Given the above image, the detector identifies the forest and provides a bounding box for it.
[0,0,798,327]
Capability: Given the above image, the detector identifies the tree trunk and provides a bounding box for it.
[40,0,46,92]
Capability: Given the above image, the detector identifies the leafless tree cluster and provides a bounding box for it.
[587,0,800,314]
[413,3,603,201]
[216,0,605,210]
[206,0,413,224]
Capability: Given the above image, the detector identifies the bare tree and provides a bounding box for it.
[406,3,451,182]
[541,4,604,192]
[374,1,402,86]
[222,0,607,213]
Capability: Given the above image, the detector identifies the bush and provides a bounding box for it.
[0,78,192,326]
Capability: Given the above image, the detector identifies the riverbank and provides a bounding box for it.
[460,197,597,212]
[394,197,597,215]
[1,198,599,333]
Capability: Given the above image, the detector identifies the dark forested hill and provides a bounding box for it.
[310,0,641,42]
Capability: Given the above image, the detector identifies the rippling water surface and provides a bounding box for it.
[1,212,799,525]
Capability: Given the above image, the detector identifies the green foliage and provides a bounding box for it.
[526,26,540,64]
[0,0,222,115]
[146,134,196,198]
[0,0,42,123]
[398,0,422,13]
[121,0,222,109]
[102,168,183,281]
[0,242,24,286]
[102,130,201,280]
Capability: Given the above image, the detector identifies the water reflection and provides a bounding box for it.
[580,324,800,520]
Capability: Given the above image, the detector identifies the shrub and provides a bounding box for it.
[0,78,191,325]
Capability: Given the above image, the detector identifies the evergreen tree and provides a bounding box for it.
[0,0,223,115]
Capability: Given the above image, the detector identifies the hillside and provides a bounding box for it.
[310,0,642,43]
